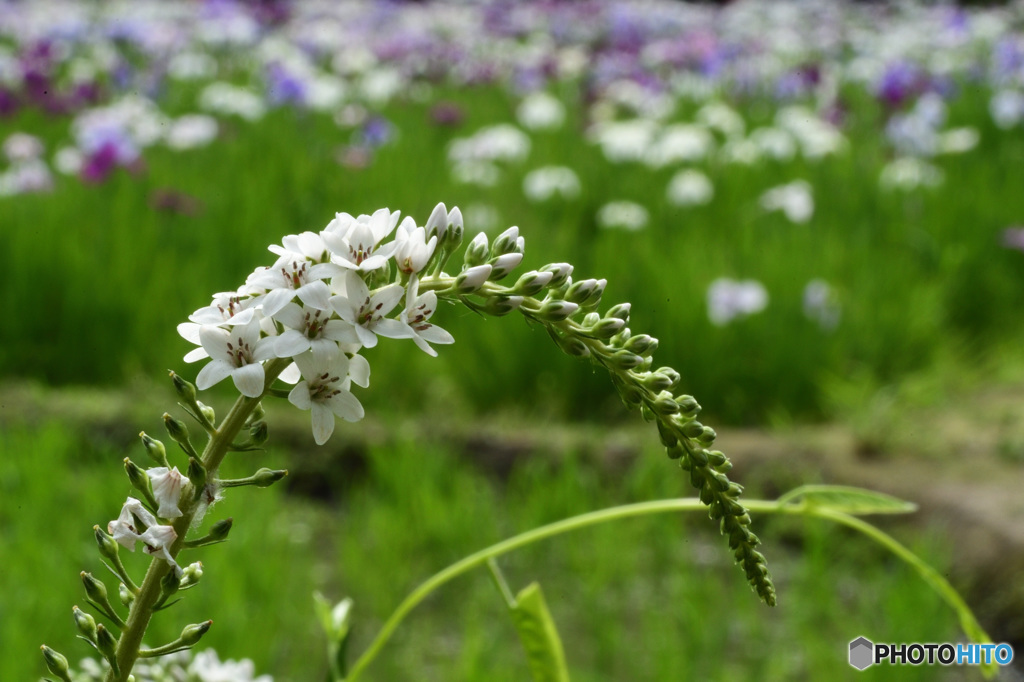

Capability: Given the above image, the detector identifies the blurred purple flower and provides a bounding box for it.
[266,63,306,106]
[80,142,121,183]
[358,116,394,148]
[429,102,464,128]
[877,61,924,109]
[1002,228,1024,252]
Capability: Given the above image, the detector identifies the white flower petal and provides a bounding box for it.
[310,402,336,445]
[289,382,313,410]
[231,363,266,398]
[196,360,233,390]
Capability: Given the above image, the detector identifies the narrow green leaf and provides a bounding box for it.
[508,582,571,682]
[777,485,916,515]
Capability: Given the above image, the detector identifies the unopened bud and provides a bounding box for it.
[170,370,197,404]
[707,450,728,467]
[180,620,213,646]
[565,278,599,304]
[209,518,233,541]
[512,270,554,296]
[73,605,97,641]
[480,295,523,316]
[464,232,490,267]
[221,468,288,488]
[605,302,631,324]
[666,443,685,460]
[488,252,523,280]
[580,280,607,309]
[491,226,521,255]
[590,317,625,339]
[540,262,573,287]
[124,458,154,503]
[81,572,109,604]
[583,311,600,327]
[445,207,464,251]
[652,391,679,416]
[41,646,72,682]
[454,264,492,294]
[555,335,590,357]
[180,562,204,589]
[159,568,180,602]
[624,334,658,356]
[163,413,196,457]
[642,372,674,392]
[140,433,169,468]
[656,367,681,390]
[94,525,120,563]
[537,300,579,322]
[657,419,678,447]
[682,421,705,440]
[187,457,207,499]
[698,426,717,445]
[119,582,135,607]
[96,624,118,663]
[248,420,269,446]
[610,350,644,370]
[424,202,449,241]
[198,401,217,424]
[677,395,700,417]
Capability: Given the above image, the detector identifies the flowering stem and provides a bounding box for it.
[104,358,291,682]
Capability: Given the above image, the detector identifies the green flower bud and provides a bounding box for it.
[221,468,288,489]
[555,334,590,357]
[464,232,490,267]
[642,371,673,392]
[180,620,213,646]
[454,264,492,294]
[652,391,679,417]
[657,419,678,447]
[209,518,233,541]
[689,447,709,467]
[124,458,154,505]
[480,295,523,317]
[41,646,72,682]
[536,300,579,322]
[540,262,573,288]
[140,432,169,468]
[199,401,218,424]
[610,349,644,371]
[698,426,717,445]
[682,421,705,440]
[82,571,109,603]
[666,443,685,460]
[94,525,119,563]
[582,311,600,327]
[96,624,119,664]
[640,404,656,422]
[163,413,197,458]
[187,457,207,499]
[565,278,602,305]
[656,367,680,389]
[491,226,521,256]
[605,302,631,324]
[707,450,728,467]
[677,395,700,417]
[73,605,97,642]
[580,281,607,309]
[170,370,197,404]
[119,582,135,608]
[710,470,731,492]
[615,382,645,408]
[624,334,658,356]
[511,270,554,296]
[589,317,625,339]
[248,420,269,447]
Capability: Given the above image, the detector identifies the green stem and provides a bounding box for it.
[345,497,990,682]
[344,498,708,681]
[104,358,291,682]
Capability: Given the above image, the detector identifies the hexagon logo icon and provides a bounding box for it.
[849,636,874,670]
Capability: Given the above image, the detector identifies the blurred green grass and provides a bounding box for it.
[3,84,1024,423]
[1,420,967,681]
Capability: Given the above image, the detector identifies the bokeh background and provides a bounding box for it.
[2,0,1024,679]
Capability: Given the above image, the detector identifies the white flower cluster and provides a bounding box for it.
[69,648,271,682]
[177,205,460,445]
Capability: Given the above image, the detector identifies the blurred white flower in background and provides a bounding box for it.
[749,127,797,161]
[936,127,979,155]
[879,157,944,190]
[449,124,531,164]
[517,91,566,131]
[990,89,1024,129]
[199,82,267,121]
[696,101,745,139]
[666,169,714,207]
[523,166,581,202]
[166,115,219,151]
[589,118,658,163]
[644,124,714,167]
[802,279,841,330]
[706,278,769,326]
[720,138,762,165]
[759,180,814,223]
[2,132,44,162]
[597,201,649,231]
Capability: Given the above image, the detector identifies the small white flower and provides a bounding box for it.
[990,89,1024,129]
[321,208,401,273]
[166,115,218,151]
[523,166,581,202]
[879,157,944,191]
[189,649,273,682]
[272,302,358,362]
[246,255,332,318]
[108,497,157,550]
[195,318,276,398]
[139,524,180,574]
[330,272,412,348]
[759,181,813,223]
[803,279,841,331]
[516,91,566,131]
[148,467,189,519]
[400,276,454,357]
[288,351,365,445]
